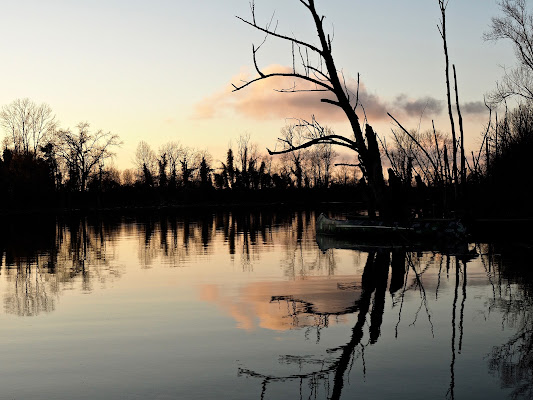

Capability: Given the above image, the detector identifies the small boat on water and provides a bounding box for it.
[315,213,467,243]
[315,230,477,261]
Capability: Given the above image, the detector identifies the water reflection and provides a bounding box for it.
[0,214,122,316]
[232,236,531,400]
[485,243,533,399]
[135,209,317,270]
[0,209,317,316]
[0,211,532,399]
[236,248,415,399]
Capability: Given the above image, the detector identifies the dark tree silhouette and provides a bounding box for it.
[56,122,121,192]
[233,0,386,216]
[158,153,168,188]
[0,149,56,208]
[199,156,212,188]
[438,0,459,189]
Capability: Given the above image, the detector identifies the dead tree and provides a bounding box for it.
[438,0,459,191]
[453,65,467,189]
[233,0,386,217]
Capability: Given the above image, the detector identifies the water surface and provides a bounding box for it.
[0,211,531,399]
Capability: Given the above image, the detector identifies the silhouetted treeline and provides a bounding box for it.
[380,100,533,219]
[467,102,533,217]
[0,131,368,210]
[0,149,57,209]
[2,99,533,217]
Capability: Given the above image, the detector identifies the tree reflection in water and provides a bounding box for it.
[0,214,122,316]
[237,234,490,400]
[135,209,319,272]
[1,211,532,399]
[0,209,319,316]
[238,248,396,399]
[485,243,533,399]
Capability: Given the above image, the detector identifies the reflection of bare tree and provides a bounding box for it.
[446,258,467,400]
[137,209,322,272]
[3,264,56,316]
[239,236,484,399]
[239,250,392,399]
[485,244,533,399]
[280,212,336,280]
[136,213,215,268]
[1,215,122,316]
[57,217,122,291]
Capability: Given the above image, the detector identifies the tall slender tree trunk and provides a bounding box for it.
[440,1,458,195]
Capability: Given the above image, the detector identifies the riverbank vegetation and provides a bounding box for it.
[1,102,531,219]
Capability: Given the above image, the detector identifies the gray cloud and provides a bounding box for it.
[393,94,444,117]
[461,101,487,114]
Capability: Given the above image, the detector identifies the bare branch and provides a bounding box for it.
[335,162,361,167]
[268,134,357,156]
[235,15,323,56]
[232,71,335,93]
[388,113,439,181]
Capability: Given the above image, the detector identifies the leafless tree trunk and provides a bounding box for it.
[234,0,386,216]
[453,65,466,187]
[438,0,458,191]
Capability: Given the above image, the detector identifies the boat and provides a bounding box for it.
[315,213,467,243]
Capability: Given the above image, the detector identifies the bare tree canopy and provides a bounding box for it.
[159,141,182,181]
[0,98,57,155]
[278,124,309,188]
[135,141,156,173]
[56,122,121,191]
[485,0,533,102]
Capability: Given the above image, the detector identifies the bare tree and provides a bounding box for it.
[160,141,183,187]
[233,0,386,216]
[485,0,533,102]
[333,160,357,186]
[383,127,451,185]
[279,124,309,188]
[178,146,197,187]
[193,148,213,185]
[122,168,135,186]
[134,140,157,185]
[236,133,260,189]
[135,141,156,171]
[438,0,459,189]
[237,134,258,171]
[0,98,57,155]
[56,122,121,191]
[308,125,337,187]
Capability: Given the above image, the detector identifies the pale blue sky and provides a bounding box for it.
[0,0,515,168]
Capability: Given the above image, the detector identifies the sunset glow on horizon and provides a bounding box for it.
[0,0,515,169]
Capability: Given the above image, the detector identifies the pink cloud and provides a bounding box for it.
[194,64,446,123]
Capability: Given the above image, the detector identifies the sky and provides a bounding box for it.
[0,0,517,170]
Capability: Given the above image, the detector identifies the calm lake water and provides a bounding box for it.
[0,210,532,400]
